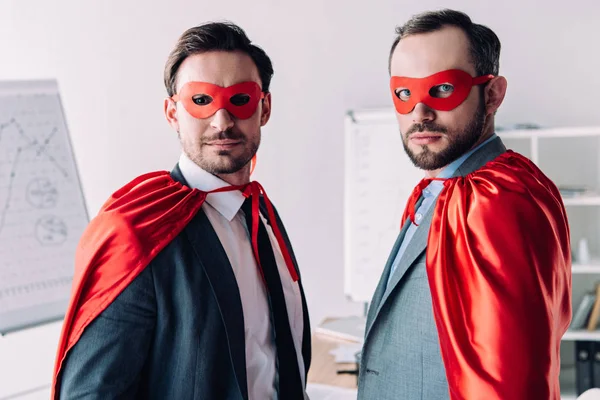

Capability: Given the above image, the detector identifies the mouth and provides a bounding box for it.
[205,139,243,150]
[409,132,444,146]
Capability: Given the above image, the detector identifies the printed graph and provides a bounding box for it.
[0,80,88,333]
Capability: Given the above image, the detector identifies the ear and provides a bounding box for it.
[260,92,272,126]
[484,76,507,116]
[164,97,180,133]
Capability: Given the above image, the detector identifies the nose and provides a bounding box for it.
[210,109,234,132]
[411,103,436,124]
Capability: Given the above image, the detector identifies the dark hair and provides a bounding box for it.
[389,9,501,77]
[164,21,274,97]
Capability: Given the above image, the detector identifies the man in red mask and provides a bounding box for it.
[52,22,311,400]
[358,9,571,400]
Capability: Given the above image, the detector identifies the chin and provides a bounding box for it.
[420,142,448,154]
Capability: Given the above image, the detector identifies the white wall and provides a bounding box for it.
[0,0,599,397]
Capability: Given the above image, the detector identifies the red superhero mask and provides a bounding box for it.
[172,81,265,120]
[390,69,494,114]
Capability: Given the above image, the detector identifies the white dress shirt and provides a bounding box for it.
[178,153,306,400]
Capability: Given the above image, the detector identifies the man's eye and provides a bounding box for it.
[395,89,411,102]
[230,93,251,106]
[192,95,213,105]
[431,84,454,98]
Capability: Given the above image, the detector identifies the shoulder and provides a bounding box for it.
[77,171,205,272]
[455,151,562,204]
[100,170,186,212]
[442,151,567,228]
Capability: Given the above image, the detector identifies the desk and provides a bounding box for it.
[307,330,359,389]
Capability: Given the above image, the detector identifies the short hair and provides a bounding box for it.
[164,22,274,96]
[389,9,501,76]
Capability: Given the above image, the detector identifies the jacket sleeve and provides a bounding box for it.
[57,265,156,399]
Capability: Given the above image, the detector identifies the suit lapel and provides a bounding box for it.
[364,218,410,338]
[365,201,435,341]
[171,165,249,400]
[379,205,434,302]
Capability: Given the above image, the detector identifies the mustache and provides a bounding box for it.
[202,130,246,143]
[406,122,448,137]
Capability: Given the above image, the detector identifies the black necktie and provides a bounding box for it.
[240,198,304,399]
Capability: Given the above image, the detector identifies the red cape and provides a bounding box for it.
[51,171,207,399]
[402,151,571,399]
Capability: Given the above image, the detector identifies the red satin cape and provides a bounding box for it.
[402,151,571,399]
[50,171,205,398]
[51,171,298,398]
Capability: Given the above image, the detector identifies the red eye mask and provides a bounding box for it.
[172,81,265,120]
[390,69,494,114]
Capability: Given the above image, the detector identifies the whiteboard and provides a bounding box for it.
[0,80,88,334]
[343,108,423,303]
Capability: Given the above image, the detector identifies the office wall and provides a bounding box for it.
[0,0,598,397]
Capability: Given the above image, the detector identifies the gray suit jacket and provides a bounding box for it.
[357,137,507,400]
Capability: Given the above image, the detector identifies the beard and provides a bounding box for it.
[182,129,260,175]
[402,103,486,171]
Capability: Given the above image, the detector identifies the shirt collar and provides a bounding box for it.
[177,153,245,222]
[423,180,445,198]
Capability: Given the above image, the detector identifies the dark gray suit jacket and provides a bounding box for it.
[57,165,311,400]
[358,137,507,400]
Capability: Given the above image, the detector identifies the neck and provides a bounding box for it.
[424,168,442,178]
[216,164,251,186]
[471,126,494,151]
